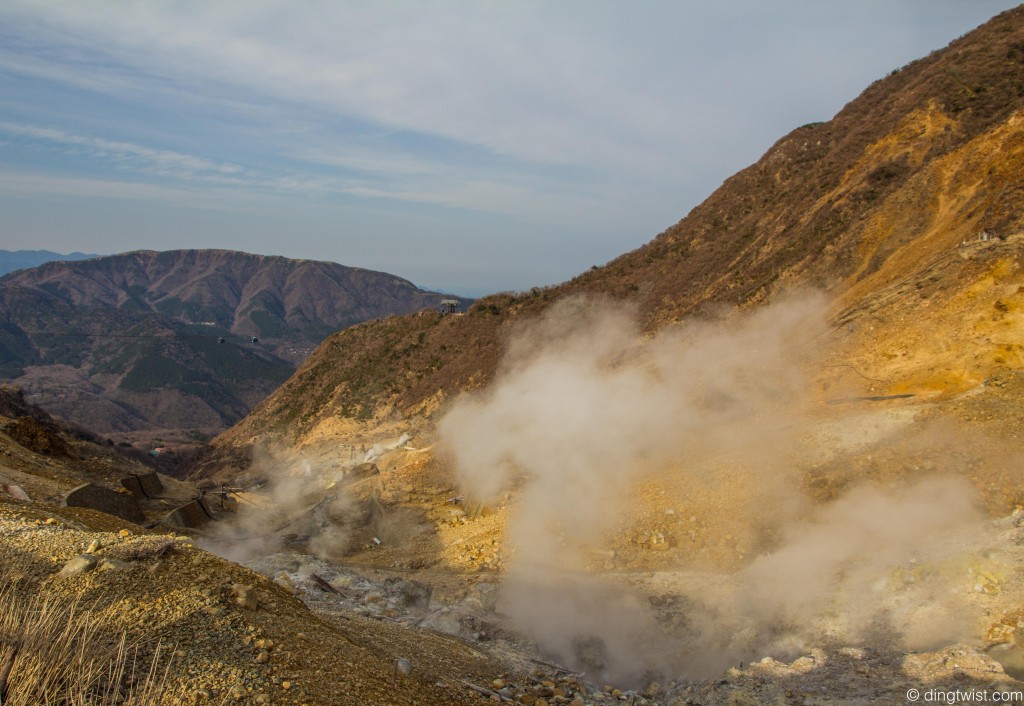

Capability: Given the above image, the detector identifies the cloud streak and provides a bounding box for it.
[0,122,243,181]
[7,2,1011,177]
[0,1,1019,293]
[0,170,191,201]
[0,120,613,227]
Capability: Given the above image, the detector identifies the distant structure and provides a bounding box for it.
[438,299,461,315]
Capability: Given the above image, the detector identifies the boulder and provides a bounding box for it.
[64,483,144,524]
[57,554,97,577]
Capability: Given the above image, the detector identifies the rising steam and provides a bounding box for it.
[438,294,991,683]
[199,448,365,564]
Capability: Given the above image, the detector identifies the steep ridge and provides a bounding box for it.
[210,5,1024,461]
[0,250,471,442]
[589,8,1024,321]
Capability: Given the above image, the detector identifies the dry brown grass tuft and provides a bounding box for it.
[0,586,176,705]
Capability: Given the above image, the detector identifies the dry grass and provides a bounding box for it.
[0,586,176,706]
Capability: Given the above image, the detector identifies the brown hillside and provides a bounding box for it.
[205,5,1024,466]
[575,5,1024,319]
[0,250,466,359]
[0,250,470,444]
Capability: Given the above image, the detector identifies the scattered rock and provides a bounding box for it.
[467,582,499,611]
[57,554,97,577]
[1,484,30,501]
[384,576,432,610]
[97,558,131,572]
[231,583,259,610]
[643,681,664,697]
[420,609,463,637]
[274,572,296,594]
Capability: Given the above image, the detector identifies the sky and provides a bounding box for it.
[0,2,1020,297]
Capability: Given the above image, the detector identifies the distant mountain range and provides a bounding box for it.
[0,249,472,440]
[0,249,98,276]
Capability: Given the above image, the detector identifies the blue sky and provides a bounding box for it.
[0,2,1019,296]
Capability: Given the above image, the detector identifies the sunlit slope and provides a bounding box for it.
[211,6,1024,459]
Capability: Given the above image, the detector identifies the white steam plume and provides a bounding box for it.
[438,293,991,684]
[440,294,825,567]
[200,448,359,564]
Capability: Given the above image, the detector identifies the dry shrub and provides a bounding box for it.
[105,538,177,563]
[0,586,174,705]
[5,416,71,457]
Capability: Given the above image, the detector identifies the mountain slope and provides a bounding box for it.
[208,5,1024,463]
[0,250,471,441]
[169,9,1024,692]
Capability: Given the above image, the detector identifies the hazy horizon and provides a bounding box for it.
[1,1,1019,297]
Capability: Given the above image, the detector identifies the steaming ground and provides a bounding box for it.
[199,293,1024,699]
[438,294,1001,684]
[199,438,414,564]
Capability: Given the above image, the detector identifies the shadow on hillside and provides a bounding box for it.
[0,543,61,591]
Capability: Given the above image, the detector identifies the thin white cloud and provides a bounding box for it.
[341,179,528,211]
[0,123,352,198]
[295,146,436,178]
[0,2,698,173]
[4,2,1016,185]
[0,169,347,222]
[0,118,615,224]
[0,170,191,201]
[0,121,243,179]
[5,2,1014,190]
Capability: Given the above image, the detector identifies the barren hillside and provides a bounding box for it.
[0,249,471,444]
[210,6,1024,460]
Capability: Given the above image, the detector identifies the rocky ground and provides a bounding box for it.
[8,492,1024,706]
[0,498,503,705]
[8,321,1024,703]
[173,412,1024,704]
